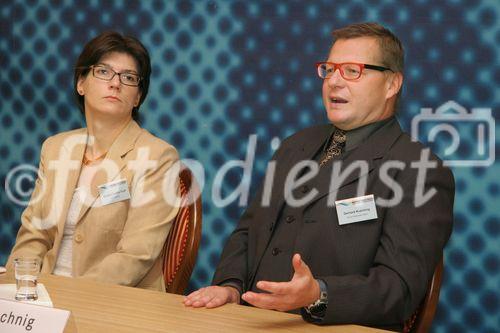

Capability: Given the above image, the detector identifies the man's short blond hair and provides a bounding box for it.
[332,22,404,74]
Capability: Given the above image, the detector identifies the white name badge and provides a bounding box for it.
[0,299,70,333]
[335,194,378,225]
[98,179,131,206]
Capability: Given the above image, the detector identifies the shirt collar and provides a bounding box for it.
[323,117,395,153]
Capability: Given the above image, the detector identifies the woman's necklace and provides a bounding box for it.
[82,150,107,166]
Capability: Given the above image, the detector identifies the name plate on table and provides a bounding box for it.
[0,299,70,333]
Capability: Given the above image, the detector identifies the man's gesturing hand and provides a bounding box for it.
[183,286,240,308]
[241,253,320,312]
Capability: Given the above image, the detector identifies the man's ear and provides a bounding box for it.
[386,72,403,99]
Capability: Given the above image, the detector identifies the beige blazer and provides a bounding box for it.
[7,120,180,291]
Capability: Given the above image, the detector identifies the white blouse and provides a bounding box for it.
[52,187,86,277]
[52,162,98,277]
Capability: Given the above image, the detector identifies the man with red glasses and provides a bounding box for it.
[185,22,454,331]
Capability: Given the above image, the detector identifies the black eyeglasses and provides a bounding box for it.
[90,65,142,86]
[316,62,393,81]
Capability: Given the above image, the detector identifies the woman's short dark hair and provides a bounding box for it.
[73,31,151,121]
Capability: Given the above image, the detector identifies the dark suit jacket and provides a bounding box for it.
[213,118,454,330]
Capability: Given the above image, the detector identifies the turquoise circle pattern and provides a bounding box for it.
[0,1,499,332]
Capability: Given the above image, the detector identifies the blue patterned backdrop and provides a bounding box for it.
[1,0,499,332]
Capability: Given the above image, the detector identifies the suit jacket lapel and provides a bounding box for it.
[264,124,332,226]
[304,118,404,207]
[75,120,141,224]
[250,125,332,279]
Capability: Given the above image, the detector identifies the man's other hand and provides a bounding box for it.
[241,253,320,312]
[183,285,240,308]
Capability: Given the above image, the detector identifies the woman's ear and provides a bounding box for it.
[77,77,85,95]
[134,92,142,107]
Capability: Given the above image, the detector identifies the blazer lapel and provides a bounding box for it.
[50,130,86,268]
[75,120,141,224]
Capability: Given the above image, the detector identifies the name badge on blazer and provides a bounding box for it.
[98,179,131,206]
[335,194,378,225]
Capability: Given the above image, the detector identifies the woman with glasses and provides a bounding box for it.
[6,31,180,291]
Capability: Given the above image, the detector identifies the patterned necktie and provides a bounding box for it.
[319,128,346,167]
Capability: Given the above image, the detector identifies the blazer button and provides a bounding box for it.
[272,247,281,256]
[74,234,83,243]
[285,215,295,223]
